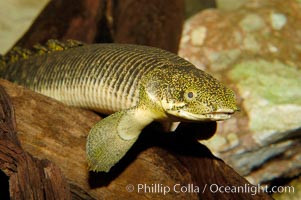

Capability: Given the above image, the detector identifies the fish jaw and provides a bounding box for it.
[165,108,237,122]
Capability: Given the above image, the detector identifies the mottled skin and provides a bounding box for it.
[1,40,238,172]
[140,66,237,121]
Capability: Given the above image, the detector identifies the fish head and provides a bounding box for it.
[140,66,239,121]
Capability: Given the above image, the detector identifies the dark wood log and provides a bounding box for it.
[11,0,184,54]
[13,0,107,49]
[110,0,185,53]
[0,84,71,200]
[0,79,273,199]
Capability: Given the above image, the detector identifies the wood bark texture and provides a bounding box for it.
[110,0,185,53]
[0,83,71,200]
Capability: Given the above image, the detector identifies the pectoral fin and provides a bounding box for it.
[86,107,153,172]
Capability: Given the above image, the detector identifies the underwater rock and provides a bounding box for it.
[179,0,301,186]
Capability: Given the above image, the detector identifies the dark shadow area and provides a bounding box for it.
[266,176,298,194]
[88,121,218,187]
[94,13,114,44]
[0,170,9,200]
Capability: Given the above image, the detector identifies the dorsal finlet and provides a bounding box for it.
[3,39,85,64]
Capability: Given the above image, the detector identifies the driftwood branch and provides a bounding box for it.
[110,0,185,53]
[0,79,273,199]
[14,0,106,48]
[0,83,71,200]
[13,0,184,54]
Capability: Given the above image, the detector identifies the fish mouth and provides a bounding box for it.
[167,109,236,122]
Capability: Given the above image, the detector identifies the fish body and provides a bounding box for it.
[1,41,238,172]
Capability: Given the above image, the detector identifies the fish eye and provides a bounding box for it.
[184,89,197,101]
[187,92,194,98]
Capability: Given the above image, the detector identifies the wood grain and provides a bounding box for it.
[0,83,71,200]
